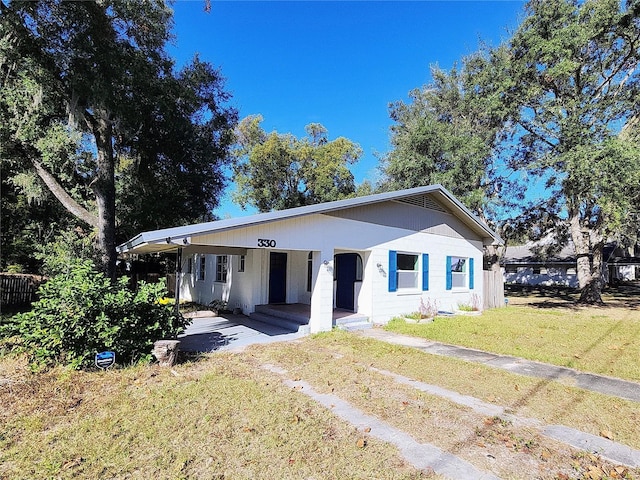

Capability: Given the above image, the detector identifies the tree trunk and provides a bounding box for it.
[569,207,604,305]
[484,244,503,272]
[578,238,605,305]
[91,111,117,280]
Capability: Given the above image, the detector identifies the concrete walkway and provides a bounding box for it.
[263,363,500,480]
[359,328,640,403]
[177,313,303,353]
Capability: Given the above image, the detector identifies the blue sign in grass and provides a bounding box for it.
[95,351,116,369]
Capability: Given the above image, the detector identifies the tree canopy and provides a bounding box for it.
[492,0,640,302]
[381,60,519,224]
[232,115,362,212]
[0,0,237,276]
[382,0,640,298]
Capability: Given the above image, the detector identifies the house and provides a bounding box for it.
[117,185,502,333]
[502,241,639,288]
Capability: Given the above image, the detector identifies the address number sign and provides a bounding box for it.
[257,238,277,248]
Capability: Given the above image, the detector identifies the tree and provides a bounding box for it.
[381,60,521,269]
[493,0,640,303]
[232,115,362,212]
[1,1,237,277]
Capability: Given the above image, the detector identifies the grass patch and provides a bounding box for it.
[246,332,640,478]
[0,354,429,480]
[266,333,640,451]
[384,303,640,381]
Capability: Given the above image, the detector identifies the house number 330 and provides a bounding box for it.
[257,238,276,248]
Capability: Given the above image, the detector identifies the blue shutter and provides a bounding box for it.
[446,256,452,290]
[388,250,397,292]
[422,253,429,291]
[469,257,475,290]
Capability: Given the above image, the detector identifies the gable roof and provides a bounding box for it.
[117,185,502,254]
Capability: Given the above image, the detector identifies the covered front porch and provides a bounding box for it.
[177,303,371,354]
[249,303,371,332]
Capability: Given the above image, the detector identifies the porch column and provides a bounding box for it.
[309,250,333,333]
[173,247,182,317]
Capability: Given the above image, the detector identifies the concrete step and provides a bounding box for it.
[334,314,371,331]
[336,320,373,332]
[254,305,310,325]
[249,312,309,334]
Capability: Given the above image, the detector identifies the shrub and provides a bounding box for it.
[5,260,188,370]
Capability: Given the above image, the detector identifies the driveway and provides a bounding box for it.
[178,312,303,353]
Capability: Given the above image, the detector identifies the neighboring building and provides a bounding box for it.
[118,185,502,333]
[502,241,639,288]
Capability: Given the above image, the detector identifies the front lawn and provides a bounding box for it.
[385,296,640,382]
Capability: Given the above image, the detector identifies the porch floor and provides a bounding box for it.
[256,303,367,322]
[254,303,371,331]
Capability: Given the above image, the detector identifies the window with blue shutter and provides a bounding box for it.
[388,250,397,292]
[422,253,429,291]
[469,257,475,290]
[446,256,452,290]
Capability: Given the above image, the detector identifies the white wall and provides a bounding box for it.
[179,212,486,328]
[365,235,484,324]
[504,266,578,288]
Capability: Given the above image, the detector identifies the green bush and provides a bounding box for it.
[4,260,188,370]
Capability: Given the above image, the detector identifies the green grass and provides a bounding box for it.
[0,355,429,480]
[384,303,640,381]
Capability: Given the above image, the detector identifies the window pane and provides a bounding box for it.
[398,271,419,289]
[450,257,466,273]
[397,254,418,271]
[452,272,466,288]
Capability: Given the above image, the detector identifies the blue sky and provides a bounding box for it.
[169,1,525,217]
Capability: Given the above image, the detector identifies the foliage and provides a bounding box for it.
[34,227,98,277]
[488,0,640,302]
[0,1,237,277]
[381,60,520,226]
[4,261,188,370]
[232,115,362,212]
[208,299,229,313]
[418,297,438,319]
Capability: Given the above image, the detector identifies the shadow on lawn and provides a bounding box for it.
[506,281,640,310]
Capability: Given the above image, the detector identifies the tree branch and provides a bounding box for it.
[31,159,98,227]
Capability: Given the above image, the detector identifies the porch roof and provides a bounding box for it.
[117,184,503,255]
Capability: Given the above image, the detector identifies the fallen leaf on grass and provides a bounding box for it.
[573,354,581,359]
[586,465,607,480]
[62,457,83,469]
[356,438,366,448]
[556,473,569,480]
[540,450,551,461]
[364,427,371,433]
[599,430,614,440]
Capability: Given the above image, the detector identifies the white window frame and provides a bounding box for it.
[215,255,228,283]
[450,256,467,289]
[397,252,420,290]
[197,255,206,281]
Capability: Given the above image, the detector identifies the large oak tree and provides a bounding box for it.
[494,0,640,303]
[1,0,237,277]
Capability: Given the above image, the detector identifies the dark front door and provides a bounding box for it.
[269,252,287,304]
[335,253,359,311]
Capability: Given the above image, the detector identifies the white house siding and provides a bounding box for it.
[503,266,578,288]
[177,209,484,329]
[365,236,484,324]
